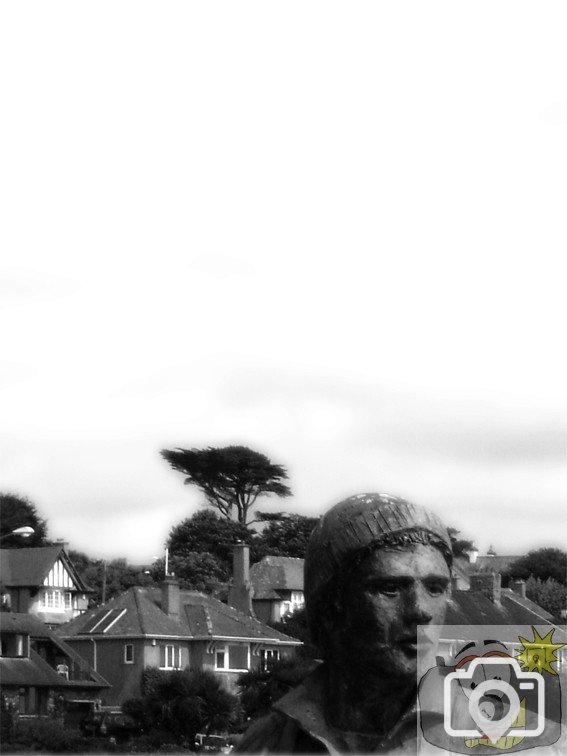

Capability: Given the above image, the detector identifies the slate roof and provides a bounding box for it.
[57,586,300,645]
[1,651,74,687]
[500,587,554,621]
[173,590,300,642]
[447,590,558,627]
[56,587,189,639]
[0,612,53,638]
[250,556,304,600]
[0,546,89,591]
[471,555,521,574]
[0,613,109,689]
[0,648,108,689]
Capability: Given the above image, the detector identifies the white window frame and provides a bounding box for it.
[214,643,250,672]
[159,644,181,670]
[290,591,304,607]
[260,648,280,671]
[124,644,134,664]
[42,589,65,611]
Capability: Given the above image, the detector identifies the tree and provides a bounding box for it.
[237,657,316,722]
[123,669,238,745]
[524,576,567,621]
[70,552,155,606]
[160,445,292,525]
[447,527,477,559]
[150,552,227,595]
[151,510,254,594]
[167,510,252,568]
[253,513,319,561]
[270,607,317,659]
[0,493,49,547]
[505,548,567,586]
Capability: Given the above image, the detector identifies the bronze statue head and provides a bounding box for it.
[305,493,453,684]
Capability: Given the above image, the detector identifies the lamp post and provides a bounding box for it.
[0,526,35,542]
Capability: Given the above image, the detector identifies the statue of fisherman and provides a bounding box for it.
[237,492,453,753]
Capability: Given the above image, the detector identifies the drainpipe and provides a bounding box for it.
[90,638,97,671]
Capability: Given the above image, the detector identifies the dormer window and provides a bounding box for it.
[41,590,72,611]
[0,633,29,658]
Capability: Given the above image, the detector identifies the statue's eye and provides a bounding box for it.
[427,583,446,596]
[378,583,400,597]
[425,579,449,597]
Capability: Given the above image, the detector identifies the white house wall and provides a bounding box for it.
[43,559,77,589]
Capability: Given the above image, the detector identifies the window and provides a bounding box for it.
[215,649,226,669]
[42,590,64,610]
[159,644,181,669]
[64,592,72,609]
[124,644,134,664]
[260,649,280,671]
[290,591,304,608]
[214,643,249,672]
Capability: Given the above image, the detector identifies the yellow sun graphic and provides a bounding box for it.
[515,627,565,675]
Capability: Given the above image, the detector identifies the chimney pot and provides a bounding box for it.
[467,548,479,564]
[228,543,255,617]
[161,577,180,620]
[470,572,501,604]
[511,580,527,599]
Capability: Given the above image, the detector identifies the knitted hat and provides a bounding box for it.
[305,492,452,610]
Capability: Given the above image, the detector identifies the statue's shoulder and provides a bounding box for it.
[235,710,328,754]
[234,710,298,754]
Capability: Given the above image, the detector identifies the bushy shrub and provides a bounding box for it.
[9,718,88,752]
[123,730,191,752]
[124,668,237,746]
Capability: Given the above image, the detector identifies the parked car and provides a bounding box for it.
[81,708,141,741]
[194,733,233,753]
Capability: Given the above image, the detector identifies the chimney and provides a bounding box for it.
[467,548,479,565]
[511,580,527,599]
[228,543,255,617]
[470,572,501,604]
[56,540,69,554]
[161,577,180,620]
[451,576,459,592]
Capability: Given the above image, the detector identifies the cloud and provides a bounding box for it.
[188,251,256,280]
[0,267,80,309]
[0,362,36,389]
[219,363,567,467]
[539,100,567,126]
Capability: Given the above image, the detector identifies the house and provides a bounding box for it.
[0,612,109,724]
[248,556,304,624]
[439,573,567,670]
[246,552,564,668]
[57,577,302,706]
[0,545,90,627]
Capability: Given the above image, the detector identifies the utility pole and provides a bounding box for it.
[101,560,107,604]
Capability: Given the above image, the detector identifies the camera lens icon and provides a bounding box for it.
[444,657,545,743]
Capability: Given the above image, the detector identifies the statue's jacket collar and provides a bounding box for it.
[274,665,419,754]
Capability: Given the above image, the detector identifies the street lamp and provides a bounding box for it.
[0,526,35,542]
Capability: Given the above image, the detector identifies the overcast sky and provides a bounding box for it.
[2,2,566,564]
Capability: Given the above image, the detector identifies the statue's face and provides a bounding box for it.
[333,543,451,683]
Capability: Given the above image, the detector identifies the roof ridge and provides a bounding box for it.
[132,587,148,635]
[204,606,213,635]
